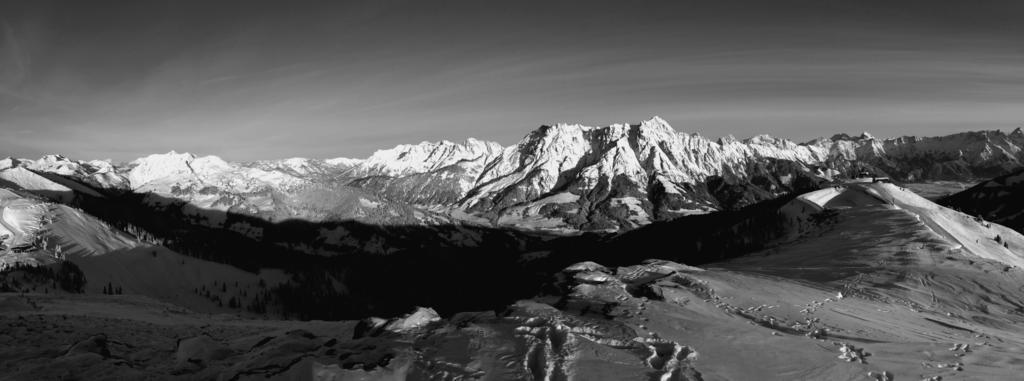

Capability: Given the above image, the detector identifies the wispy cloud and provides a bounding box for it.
[1,1,1023,161]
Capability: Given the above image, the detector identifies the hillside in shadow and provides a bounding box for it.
[938,168,1024,232]
[53,190,551,319]
[6,170,819,320]
[536,191,806,271]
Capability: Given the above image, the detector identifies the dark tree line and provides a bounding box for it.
[102,282,123,295]
[0,261,86,293]
[26,172,826,321]
[193,279,272,314]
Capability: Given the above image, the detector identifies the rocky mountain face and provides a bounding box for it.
[3,119,1023,235]
[342,118,1024,231]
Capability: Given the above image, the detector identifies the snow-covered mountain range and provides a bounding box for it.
[3,117,1023,233]
[4,121,1024,380]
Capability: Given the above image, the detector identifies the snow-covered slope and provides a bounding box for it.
[246,157,350,178]
[456,117,827,228]
[0,167,75,198]
[0,185,271,312]
[24,155,129,189]
[126,151,309,193]
[70,245,284,313]
[8,247,1024,380]
[0,188,48,252]
[121,151,436,232]
[0,186,142,269]
[3,180,1024,380]
[7,117,1023,234]
[785,182,1024,268]
[342,138,505,206]
[1,155,129,190]
[0,166,105,203]
[45,204,140,259]
[345,117,1024,231]
[345,138,503,178]
[939,167,1024,233]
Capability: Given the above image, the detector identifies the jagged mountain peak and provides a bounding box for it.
[742,134,796,147]
[380,137,502,153]
[643,114,670,126]
[126,151,259,191]
[828,133,853,141]
[162,150,195,158]
[532,116,674,138]
[352,137,503,177]
[129,151,238,169]
[127,151,200,188]
[0,157,20,170]
[8,117,1024,234]
[717,134,739,145]
[3,154,127,190]
[131,150,197,165]
[825,131,875,142]
[37,153,70,162]
[246,156,363,178]
[25,154,77,173]
[324,157,363,167]
[127,151,305,189]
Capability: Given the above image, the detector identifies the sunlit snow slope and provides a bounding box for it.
[0,186,267,312]
[783,182,1024,268]
[3,183,1024,380]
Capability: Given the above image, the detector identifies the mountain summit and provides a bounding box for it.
[349,117,1024,230]
[4,117,1024,233]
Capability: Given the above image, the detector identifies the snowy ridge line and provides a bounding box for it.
[2,116,1023,233]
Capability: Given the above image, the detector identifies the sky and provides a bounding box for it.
[1,0,1023,162]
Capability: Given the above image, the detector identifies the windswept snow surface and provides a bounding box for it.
[6,250,1024,380]
[939,168,1024,233]
[4,183,1024,379]
[0,186,267,312]
[876,183,1024,268]
[0,167,97,203]
[796,186,845,209]
[0,190,126,262]
[0,187,141,262]
[0,189,47,248]
[45,205,140,258]
[695,184,1024,379]
[785,183,1024,268]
